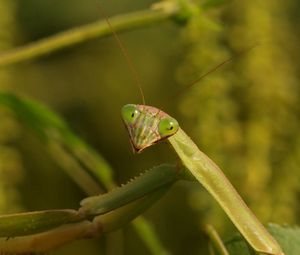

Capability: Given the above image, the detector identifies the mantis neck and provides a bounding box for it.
[168,128,283,255]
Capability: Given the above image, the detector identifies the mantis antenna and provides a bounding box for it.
[173,43,260,98]
[97,3,146,105]
[99,2,256,104]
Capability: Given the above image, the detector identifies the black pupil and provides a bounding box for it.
[131,112,135,118]
[169,125,173,130]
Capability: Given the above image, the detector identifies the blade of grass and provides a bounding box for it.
[133,217,170,255]
[205,224,229,255]
[0,92,113,191]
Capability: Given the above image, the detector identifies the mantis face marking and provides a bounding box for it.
[121,104,179,153]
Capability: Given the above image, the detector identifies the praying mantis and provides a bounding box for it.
[103,6,285,254]
[120,104,284,255]
[0,1,286,254]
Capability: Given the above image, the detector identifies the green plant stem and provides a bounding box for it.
[0,4,178,67]
[205,225,229,255]
[133,217,170,255]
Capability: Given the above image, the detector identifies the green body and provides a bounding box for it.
[122,104,284,255]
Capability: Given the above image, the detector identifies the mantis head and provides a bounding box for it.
[121,104,179,153]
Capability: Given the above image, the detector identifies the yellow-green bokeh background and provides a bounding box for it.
[0,0,299,254]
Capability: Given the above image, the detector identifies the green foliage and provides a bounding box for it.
[0,92,71,141]
[0,92,114,193]
[225,225,300,255]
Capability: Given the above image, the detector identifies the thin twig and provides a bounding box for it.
[0,7,177,67]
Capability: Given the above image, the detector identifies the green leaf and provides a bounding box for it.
[225,224,300,255]
[0,92,114,192]
[0,92,67,141]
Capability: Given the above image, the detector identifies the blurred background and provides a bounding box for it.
[0,0,299,254]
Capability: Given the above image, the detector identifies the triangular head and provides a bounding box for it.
[121,104,179,153]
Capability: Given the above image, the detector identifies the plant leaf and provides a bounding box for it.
[225,224,300,255]
[0,92,113,192]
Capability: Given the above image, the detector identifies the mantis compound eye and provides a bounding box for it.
[158,117,179,138]
[121,104,140,124]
